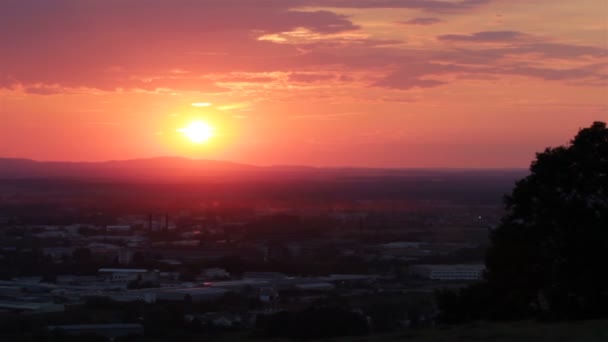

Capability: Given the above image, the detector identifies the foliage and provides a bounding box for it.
[438,122,608,321]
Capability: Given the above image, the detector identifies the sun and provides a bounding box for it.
[177,120,214,144]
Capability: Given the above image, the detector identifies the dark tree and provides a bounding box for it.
[72,248,92,263]
[485,121,608,319]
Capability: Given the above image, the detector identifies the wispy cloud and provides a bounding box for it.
[192,102,212,107]
[289,112,363,120]
[398,17,442,26]
[438,31,530,43]
[85,122,121,126]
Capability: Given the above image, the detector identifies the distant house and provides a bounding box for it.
[109,292,157,304]
[98,268,158,284]
[185,312,253,329]
[203,279,270,291]
[42,247,75,262]
[200,267,230,280]
[155,287,229,303]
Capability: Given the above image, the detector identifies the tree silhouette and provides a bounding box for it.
[438,122,608,321]
[487,121,608,319]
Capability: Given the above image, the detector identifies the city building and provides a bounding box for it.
[155,287,229,302]
[200,268,230,280]
[98,268,158,284]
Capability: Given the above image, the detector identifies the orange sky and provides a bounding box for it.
[1,0,606,168]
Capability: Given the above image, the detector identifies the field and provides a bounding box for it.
[172,320,608,342]
[331,320,608,342]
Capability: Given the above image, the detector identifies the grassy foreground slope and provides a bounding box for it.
[197,320,608,341]
[331,320,608,342]
[9,320,605,341]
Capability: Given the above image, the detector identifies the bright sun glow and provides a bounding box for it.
[177,120,214,144]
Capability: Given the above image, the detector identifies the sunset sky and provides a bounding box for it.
[1,0,606,168]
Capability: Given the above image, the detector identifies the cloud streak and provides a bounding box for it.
[398,17,442,25]
[0,0,605,94]
[438,31,530,42]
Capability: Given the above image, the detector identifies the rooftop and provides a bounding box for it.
[158,287,229,295]
[413,264,485,270]
[204,279,269,288]
[98,268,148,273]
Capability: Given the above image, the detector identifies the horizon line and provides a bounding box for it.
[0,155,529,171]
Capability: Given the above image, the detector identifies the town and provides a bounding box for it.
[0,184,499,340]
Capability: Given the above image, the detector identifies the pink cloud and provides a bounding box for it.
[398,17,442,25]
[0,1,605,94]
[289,73,336,82]
[438,31,530,42]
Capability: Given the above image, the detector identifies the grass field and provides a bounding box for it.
[203,320,608,341]
[9,320,604,341]
[329,320,608,342]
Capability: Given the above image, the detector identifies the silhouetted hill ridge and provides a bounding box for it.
[0,157,527,182]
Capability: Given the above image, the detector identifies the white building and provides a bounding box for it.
[410,264,485,281]
[98,269,158,284]
[110,292,157,304]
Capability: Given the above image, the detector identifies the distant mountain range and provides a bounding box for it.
[0,157,257,181]
[0,157,527,182]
